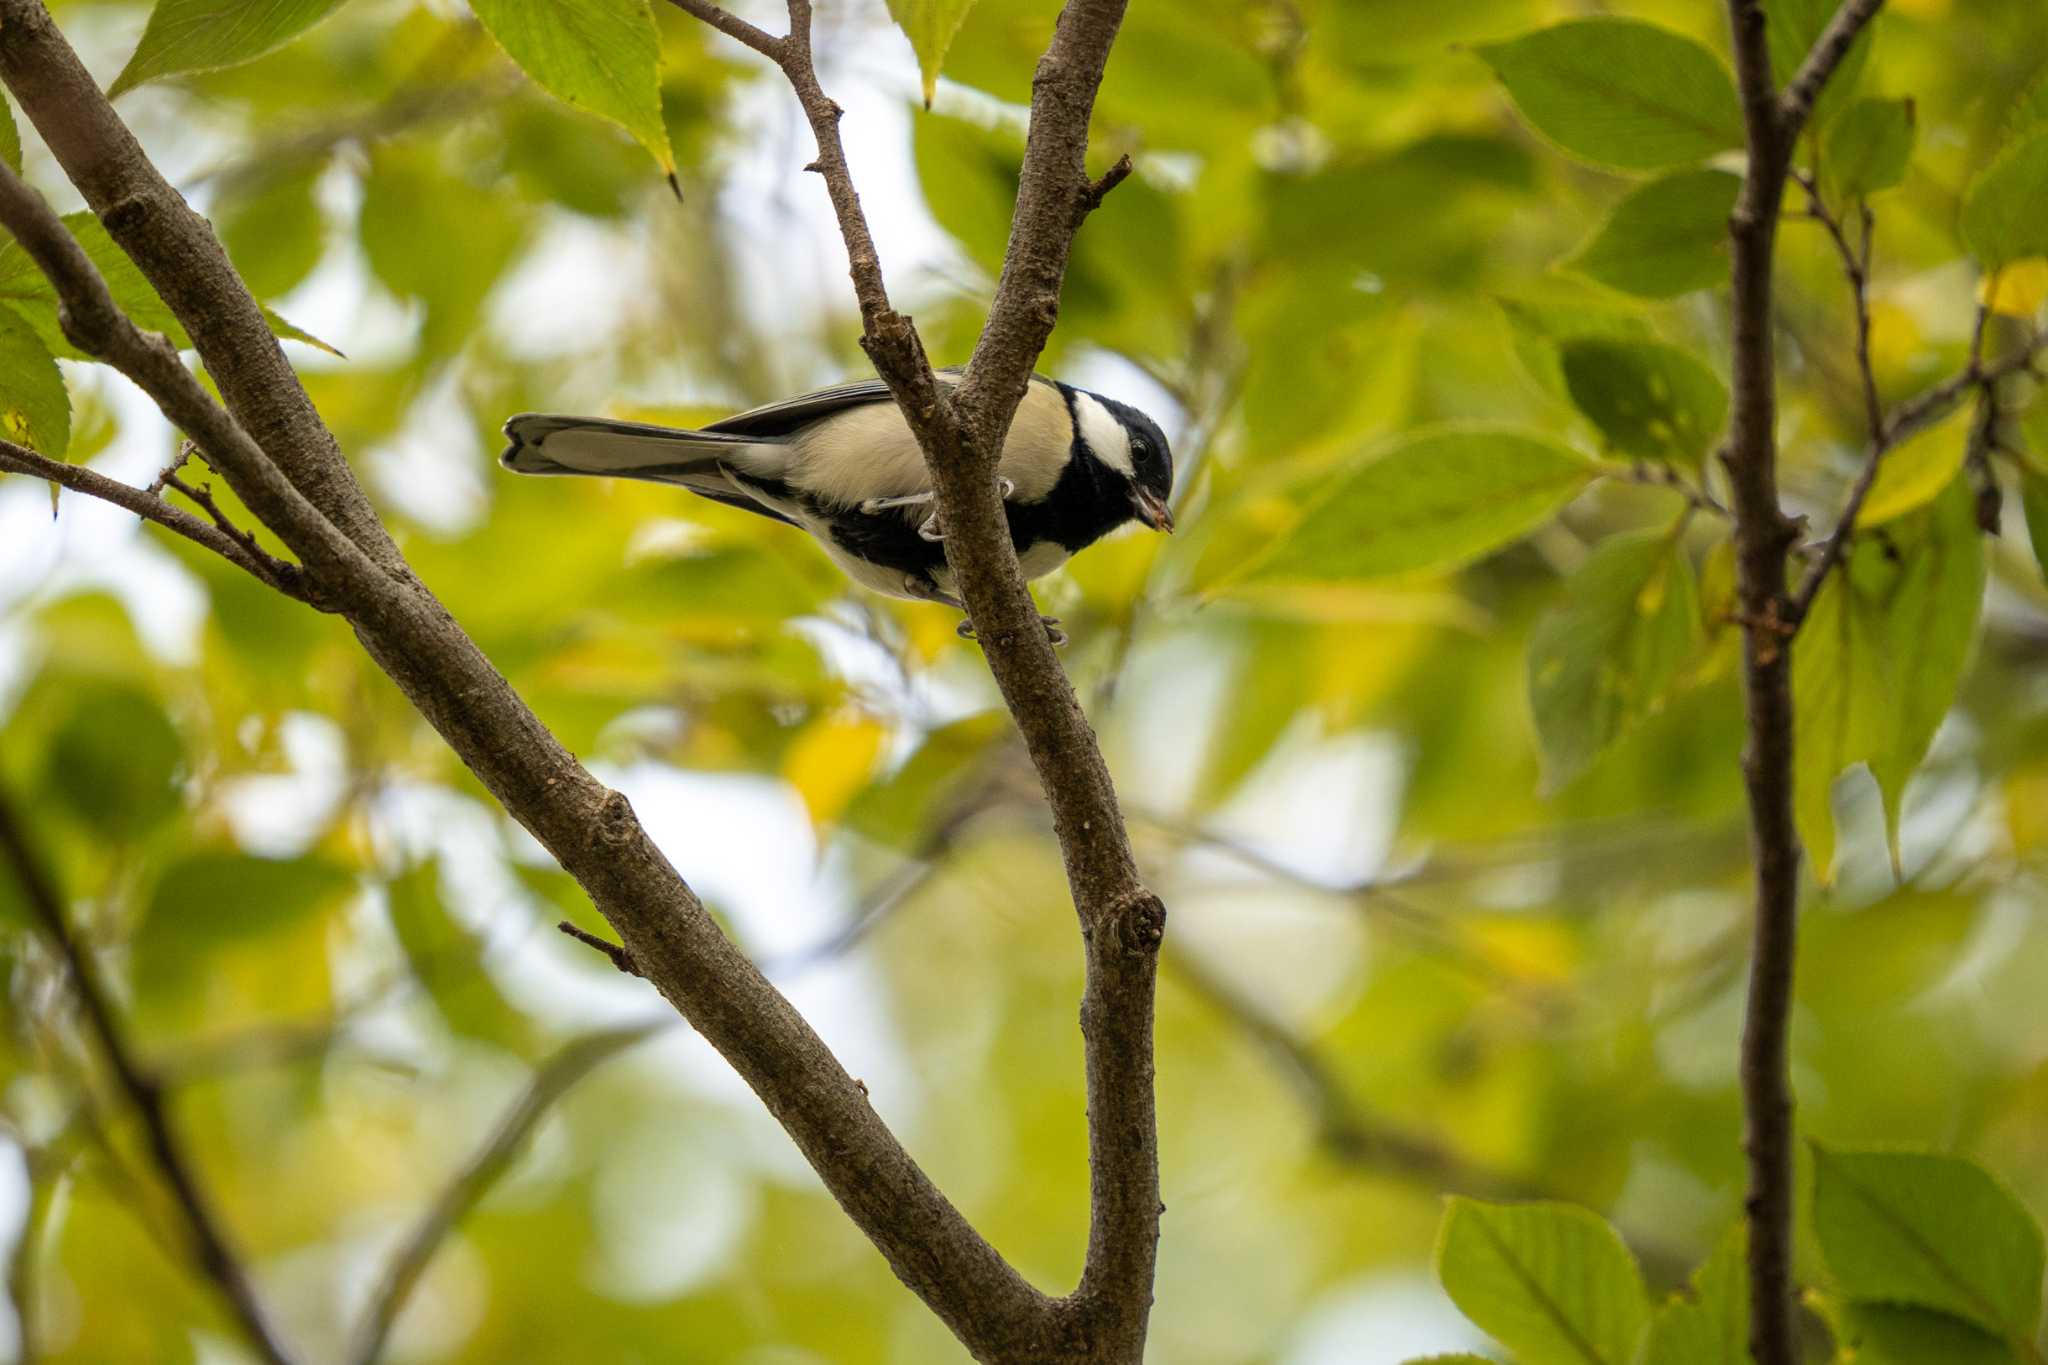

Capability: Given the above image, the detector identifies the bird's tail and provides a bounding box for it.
[499,413,766,484]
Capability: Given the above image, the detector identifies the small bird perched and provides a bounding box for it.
[500,373,1174,643]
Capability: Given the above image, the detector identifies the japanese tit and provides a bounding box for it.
[500,373,1174,640]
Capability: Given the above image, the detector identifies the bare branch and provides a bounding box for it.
[0,788,298,1365]
[1779,0,1887,144]
[660,0,786,62]
[1793,172,1883,442]
[0,438,314,602]
[1788,313,2044,618]
[347,1024,661,1365]
[1720,2,1808,1361]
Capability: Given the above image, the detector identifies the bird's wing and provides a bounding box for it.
[703,368,973,441]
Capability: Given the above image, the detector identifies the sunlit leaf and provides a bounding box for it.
[886,0,979,107]
[1571,170,1741,299]
[1476,20,1742,171]
[0,302,69,457]
[1961,125,2048,268]
[1811,1145,2045,1341]
[1559,338,1727,465]
[1437,1198,1651,1365]
[1237,428,1599,585]
[1825,97,1916,200]
[1643,1224,1746,1365]
[109,0,351,97]
[1833,1304,2013,1365]
[783,713,887,828]
[1794,477,1985,878]
[133,850,354,1002]
[469,0,674,174]
[1528,527,1701,790]
[386,860,535,1052]
[1857,403,1971,526]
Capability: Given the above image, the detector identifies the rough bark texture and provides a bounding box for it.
[0,0,1160,1358]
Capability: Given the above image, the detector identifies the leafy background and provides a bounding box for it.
[2,0,2048,1361]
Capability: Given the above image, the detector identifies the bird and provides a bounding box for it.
[499,373,1174,644]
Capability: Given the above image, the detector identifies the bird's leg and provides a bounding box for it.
[954,616,1067,648]
[914,480,1013,542]
[859,490,935,514]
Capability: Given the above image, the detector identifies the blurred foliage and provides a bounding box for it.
[1,0,2047,1361]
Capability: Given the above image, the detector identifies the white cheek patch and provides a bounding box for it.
[1072,391,1134,478]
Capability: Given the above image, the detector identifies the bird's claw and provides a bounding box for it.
[918,514,946,542]
[859,490,936,514]
[955,615,1067,648]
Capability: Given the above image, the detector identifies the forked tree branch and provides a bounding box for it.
[0,789,298,1365]
[1720,4,1884,1364]
[0,0,1160,1357]
[0,436,314,601]
[347,1023,662,1365]
[665,1,1161,1355]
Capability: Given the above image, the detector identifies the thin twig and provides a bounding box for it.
[1792,170,1884,443]
[346,1023,662,1365]
[554,921,642,977]
[1778,0,1887,145]
[0,438,314,602]
[0,789,298,1365]
[1788,308,2042,619]
[1721,1,1819,1360]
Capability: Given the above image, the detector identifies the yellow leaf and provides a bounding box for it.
[1858,403,1972,527]
[784,714,886,826]
[1979,259,2048,318]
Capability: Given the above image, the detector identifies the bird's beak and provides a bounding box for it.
[1131,486,1174,534]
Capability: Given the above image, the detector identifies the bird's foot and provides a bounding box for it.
[918,514,946,542]
[859,490,935,514]
[955,615,1067,647]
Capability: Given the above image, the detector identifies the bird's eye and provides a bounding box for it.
[1131,438,1149,462]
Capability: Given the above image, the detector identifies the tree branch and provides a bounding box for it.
[0,0,403,572]
[0,437,315,602]
[0,13,1074,1359]
[670,1,1160,1355]
[1779,0,1887,144]
[1788,308,2041,619]
[0,788,298,1365]
[347,1024,661,1365]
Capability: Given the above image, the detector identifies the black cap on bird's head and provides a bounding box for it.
[1090,392,1176,534]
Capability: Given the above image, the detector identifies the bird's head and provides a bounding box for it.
[1074,390,1175,533]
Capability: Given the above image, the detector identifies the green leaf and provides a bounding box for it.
[1528,527,1701,791]
[1765,0,1874,130]
[1642,1225,1747,1365]
[1811,1145,2045,1343]
[1571,170,1741,299]
[1793,476,1984,878]
[0,302,69,458]
[1436,1198,1651,1365]
[1961,125,2048,268]
[469,0,674,174]
[886,0,979,107]
[42,681,182,840]
[1240,429,1599,584]
[1497,294,1653,401]
[1475,20,1742,172]
[0,96,19,175]
[1558,338,1727,465]
[217,164,327,300]
[2022,466,2048,582]
[1824,97,1916,200]
[133,851,354,1003]
[358,144,532,357]
[386,862,534,1052]
[109,0,352,97]
[1858,403,1972,527]
[1834,1304,2014,1365]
